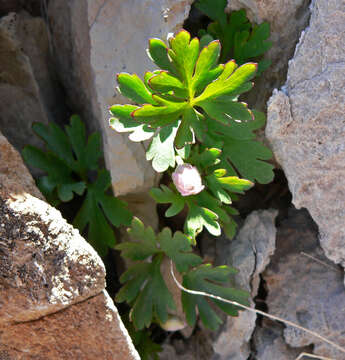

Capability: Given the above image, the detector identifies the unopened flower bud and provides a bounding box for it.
[172,164,205,196]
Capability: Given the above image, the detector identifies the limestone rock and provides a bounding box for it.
[227,0,311,110]
[0,290,140,360]
[266,0,345,266]
[264,208,345,360]
[212,209,278,360]
[47,0,193,196]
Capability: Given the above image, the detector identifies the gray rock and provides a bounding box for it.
[47,0,193,196]
[212,209,278,360]
[0,12,49,152]
[266,0,345,267]
[264,208,345,360]
[227,0,311,111]
[253,320,308,360]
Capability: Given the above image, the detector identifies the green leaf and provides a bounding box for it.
[109,104,155,142]
[150,185,185,217]
[65,115,102,174]
[192,40,221,93]
[73,170,132,256]
[148,71,186,97]
[32,122,75,169]
[195,62,257,102]
[195,0,227,29]
[182,264,250,330]
[117,256,176,330]
[132,97,186,128]
[148,38,176,74]
[234,22,272,64]
[205,111,275,183]
[174,107,196,149]
[22,145,86,202]
[199,98,253,125]
[146,123,178,172]
[185,201,221,238]
[117,73,156,105]
[168,30,200,85]
[158,228,202,273]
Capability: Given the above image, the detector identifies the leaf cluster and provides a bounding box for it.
[110,30,264,174]
[22,115,132,255]
[150,146,253,241]
[196,0,272,73]
[116,218,249,331]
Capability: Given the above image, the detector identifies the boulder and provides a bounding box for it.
[0,131,139,358]
[266,0,345,267]
[264,208,345,359]
[0,291,139,360]
[212,209,278,360]
[47,0,193,196]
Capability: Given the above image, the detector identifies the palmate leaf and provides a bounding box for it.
[115,218,202,329]
[182,264,250,330]
[110,29,266,170]
[73,170,132,256]
[116,256,175,330]
[196,0,272,70]
[205,111,275,183]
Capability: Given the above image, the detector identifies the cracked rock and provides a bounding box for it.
[212,209,278,360]
[264,208,345,360]
[266,0,345,267]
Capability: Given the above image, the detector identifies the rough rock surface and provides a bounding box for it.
[266,0,345,267]
[253,320,309,360]
[0,290,139,360]
[227,0,311,110]
[47,0,193,196]
[264,208,345,359]
[0,132,139,358]
[0,12,49,151]
[212,209,278,360]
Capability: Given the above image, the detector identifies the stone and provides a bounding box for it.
[47,0,193,197]
[0,132,139,358]
[253,320,308,360]
[266,0,345,267]
[212,209,278,360]
[0,131,105,324]
[264,208,345,360]
[0,12,49,152]
[0,290,140,360]
[227,0,311,111]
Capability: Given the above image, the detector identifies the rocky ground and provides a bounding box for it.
[0,0,344,359]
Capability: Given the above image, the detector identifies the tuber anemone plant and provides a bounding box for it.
[110,25,274,337]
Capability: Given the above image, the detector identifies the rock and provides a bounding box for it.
[227,0,311,110]
[0,290,140,360]
[0,131,43,200]
[0,131,106,324]
[253,319,309,360]
[266,0,345,267]
[0,12,49,152]
[212,209,278,360]
[47,0,193,196]
[264,208,345,360]
[0,131,139,359]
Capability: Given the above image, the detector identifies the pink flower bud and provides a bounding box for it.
[172,164,205,197]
